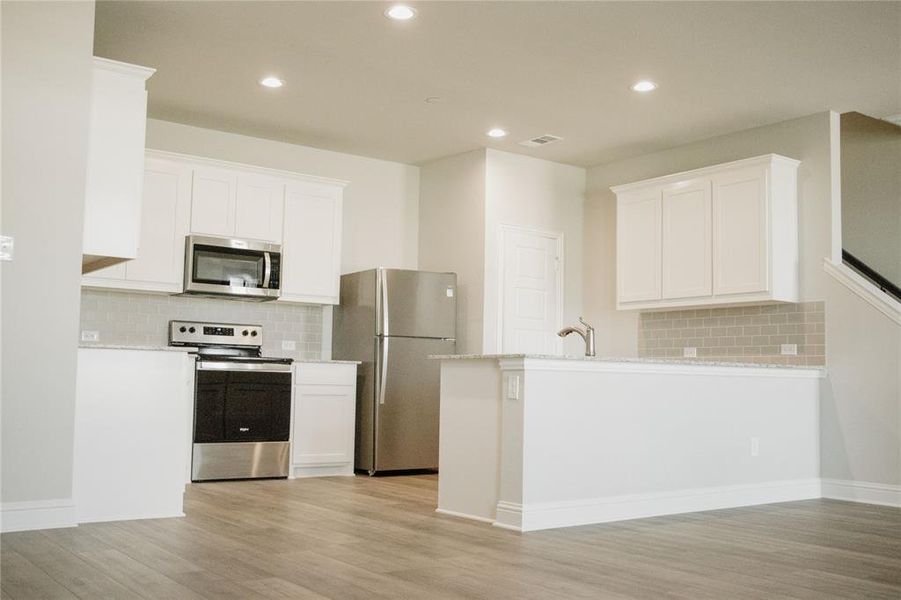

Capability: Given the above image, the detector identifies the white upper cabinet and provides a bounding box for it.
[190,167,237,237]
[661,178,712,300]
[711,165,769,296]
[83,156,192,293]
[235,175,285,243]
[280,181,344,305]
[190,169,284,243]
[613,154,799,310]
[83,151,346,304]
[82,58,155,274]
[616,190,662,303]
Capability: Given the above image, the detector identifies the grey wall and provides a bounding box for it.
[80,290,323,359]
[840,112,901,284]
[584,112,901,486]
[1,1,96,505]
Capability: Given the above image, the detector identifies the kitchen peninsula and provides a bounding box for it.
[434,354,824,532]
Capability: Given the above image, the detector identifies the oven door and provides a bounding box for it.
[192,362,291,481]
[185,235,281,300]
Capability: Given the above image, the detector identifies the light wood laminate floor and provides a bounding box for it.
[2,475,900,599]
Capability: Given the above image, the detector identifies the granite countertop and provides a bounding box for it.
[78,344,360,364]
[429,353,825,372]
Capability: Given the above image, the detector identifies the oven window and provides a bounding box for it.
[192,245,265,288]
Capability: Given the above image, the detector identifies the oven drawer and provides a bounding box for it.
[194,370,291,443]
[192,441,289,481]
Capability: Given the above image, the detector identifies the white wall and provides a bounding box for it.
[419,149,586,356]
[840,112,901,284]
[584,112,901,488]
[483,149,585,355]
[419,150,486,354]
[1,0,95,524]
[144,119,420,274]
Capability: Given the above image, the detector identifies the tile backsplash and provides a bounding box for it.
[79,289,323,359]
[638,301,826,366]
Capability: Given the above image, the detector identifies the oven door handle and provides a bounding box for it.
[262,252,272,289]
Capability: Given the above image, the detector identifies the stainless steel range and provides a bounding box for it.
[169,320,292,481]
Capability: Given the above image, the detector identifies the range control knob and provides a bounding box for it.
[242,330,249,336]
[188,327,196,334]
[178,326,187,333]
[250,330,258,337]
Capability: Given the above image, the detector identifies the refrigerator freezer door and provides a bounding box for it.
[374,336,455,472]
[377,269,457,339]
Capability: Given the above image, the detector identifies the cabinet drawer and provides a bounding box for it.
[294,363,357,386]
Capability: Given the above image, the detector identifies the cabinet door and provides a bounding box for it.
[712,166,769,295]
[190,167,236,237]
[280,183,343,304]
[292,384,355,466]
[82,156,191,292]
[82,60,152,261]
[234,175,284,242]
[123,158,192,290]
[661,179,712,299]
[616,191,662,304]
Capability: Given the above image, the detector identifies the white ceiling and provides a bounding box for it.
[94,1,901,167]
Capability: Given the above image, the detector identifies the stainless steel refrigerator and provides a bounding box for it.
[332,268,456,475]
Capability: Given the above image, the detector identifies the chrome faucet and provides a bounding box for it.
[557,317,596,357]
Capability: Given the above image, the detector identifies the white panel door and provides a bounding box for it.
[616,191,662,304]
[661,179,712,299]
[234,175,284,242]
[292,384,355,466]
[190,167,236,237]
[500,227,562,354]
[280,183,343,304]
[123,158,192,289]
[712,166,769,295]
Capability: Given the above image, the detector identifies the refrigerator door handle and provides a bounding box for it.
[378,337,389,405]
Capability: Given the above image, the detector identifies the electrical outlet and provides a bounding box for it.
[780,343,798,356]
[683,347,697,358]
[281,340,296,351]
[506,375,520,400]
[750,436,760,457]
[81,330,99,342]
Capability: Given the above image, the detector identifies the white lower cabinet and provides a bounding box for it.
[75,349,193,523]
[291,362,358,478]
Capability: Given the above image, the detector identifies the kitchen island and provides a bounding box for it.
[433,354,824,532]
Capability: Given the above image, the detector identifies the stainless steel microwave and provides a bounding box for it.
[183,235,281,301]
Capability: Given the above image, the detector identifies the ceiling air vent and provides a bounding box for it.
[519,134,563,148]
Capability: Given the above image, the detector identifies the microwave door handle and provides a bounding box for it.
[262,252,272,289]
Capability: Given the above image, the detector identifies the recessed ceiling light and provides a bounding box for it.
[486,128,507,138]
[385,5,416,20]
[259,76,284,89]
[630,80,657,93]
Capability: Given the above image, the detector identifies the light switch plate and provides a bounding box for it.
[683,347,697,358]
[0,235,13,261]
[281,340,297,351]
[780,343,798,355]
[81,330,99,342]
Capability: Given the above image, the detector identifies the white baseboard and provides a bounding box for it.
[821,478,901,507]
[435,507,495,524]
[495,479,822,532]
[1,499,78,533]
[290,464,354,478]
[77,510,185,525]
